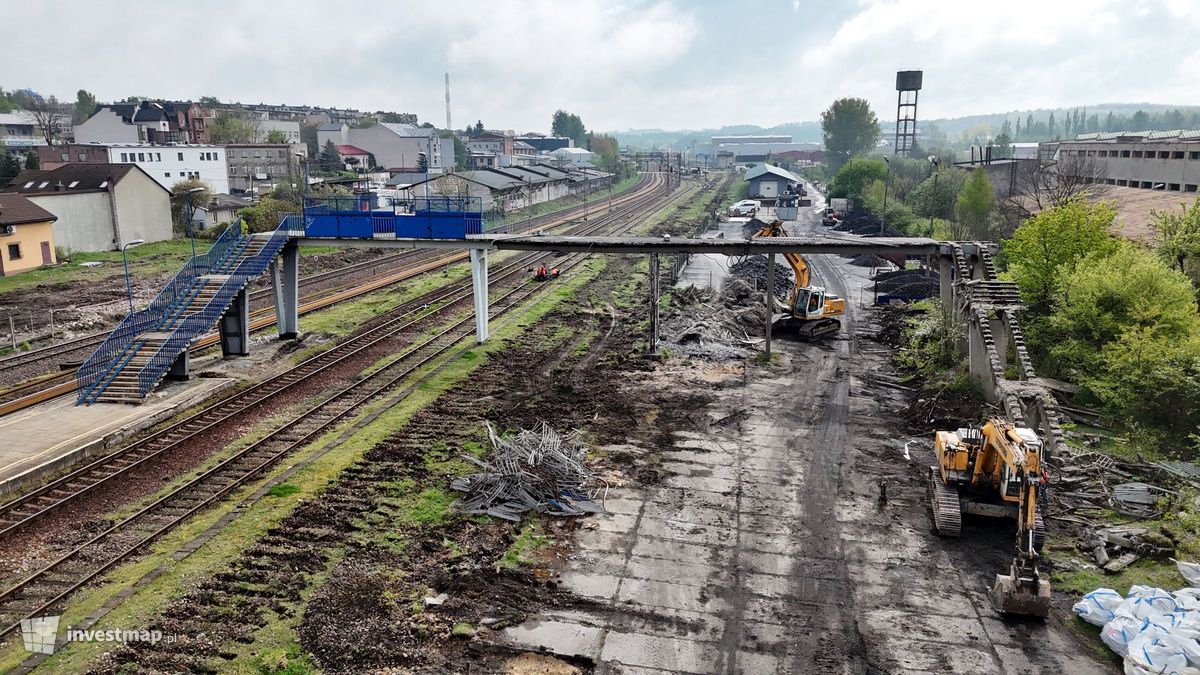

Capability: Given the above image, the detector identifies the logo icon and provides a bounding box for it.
[20,615,60,655]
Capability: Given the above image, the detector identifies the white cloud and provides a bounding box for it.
[0,0,1195,132]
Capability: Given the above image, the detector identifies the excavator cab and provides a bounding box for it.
[794,287,827,318]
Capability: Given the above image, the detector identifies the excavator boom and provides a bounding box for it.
[749,219,843,338]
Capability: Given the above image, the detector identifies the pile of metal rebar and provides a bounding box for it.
[450,422,607,522]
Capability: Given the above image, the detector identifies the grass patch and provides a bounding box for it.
[499,521,554,569]
[267,483,301,498]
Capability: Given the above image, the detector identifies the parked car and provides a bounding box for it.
[729,199,758,217]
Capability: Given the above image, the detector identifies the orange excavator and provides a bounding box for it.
[751,220,845,339]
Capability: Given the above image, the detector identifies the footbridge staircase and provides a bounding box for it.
[76,217,303,405]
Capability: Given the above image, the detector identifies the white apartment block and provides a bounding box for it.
[106,144,230,193]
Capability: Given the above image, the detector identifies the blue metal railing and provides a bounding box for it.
[76,217,294,403]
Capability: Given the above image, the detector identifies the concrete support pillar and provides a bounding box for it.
[967,318,994,402]
[989,315,1010,376]
[937,252,954,309]
[219,286,250,357]
[272,240,299,340]
[764,252,775,357]
[470,247,489,344]
[648,254,660,354]
[166,350,190,380]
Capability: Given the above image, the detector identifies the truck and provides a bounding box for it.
[822,198,849,226]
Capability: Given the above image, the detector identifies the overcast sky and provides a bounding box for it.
[4,0,1197,133]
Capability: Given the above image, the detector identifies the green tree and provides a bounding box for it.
[473,120,484,136]
[0,152,21,182]
[23,151,38,170]
[1149,196,1200,285]
[1003,200,1119,310]
[906,165,966,222]
[238,195,294,233]
[318,140,341,171]
[199,96,221,107]
[73,89,97,124]
[819,98,881,171]
[416,152,428,173]
[827,156,887,199]
[0,88,15,114]
[587,133,620,172]
[169,178,214,226]
[208,112,256,144]
[265,129,287,144]
[551,110,587,147]
[1045,245,1200,436]
[300,123,319,157]
[955,168,994,240]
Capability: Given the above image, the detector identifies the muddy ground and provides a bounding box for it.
[78,199,1115,674]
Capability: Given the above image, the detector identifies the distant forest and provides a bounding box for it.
[613,103,1200,151]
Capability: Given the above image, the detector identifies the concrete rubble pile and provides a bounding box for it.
[728,256,792,299]
[661,279,770,360]
[450,422,607,522]
[1074,560,1200,674]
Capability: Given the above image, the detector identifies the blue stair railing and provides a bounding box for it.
[77,217,297,403]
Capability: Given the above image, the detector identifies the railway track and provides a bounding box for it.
[0,176,656,416]
[0,173,689,640]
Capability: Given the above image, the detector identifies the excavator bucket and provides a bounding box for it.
[989,560,1051,618]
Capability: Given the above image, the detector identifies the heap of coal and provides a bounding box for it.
[832,211,905,237]
[729,256,792,300]
[872,267,940,299]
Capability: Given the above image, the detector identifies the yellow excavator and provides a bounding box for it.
[930,418,1051,618]
[750,220,845,339]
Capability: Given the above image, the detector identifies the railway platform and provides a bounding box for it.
[0,375,233,498]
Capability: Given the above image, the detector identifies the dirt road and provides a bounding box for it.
[492,209,1115,673]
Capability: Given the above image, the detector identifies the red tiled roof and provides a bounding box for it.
[334,145,369,156]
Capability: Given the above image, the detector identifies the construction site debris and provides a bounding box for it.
[450,422,606,521]
[1076,574,1200,673]
[728,256,792,299]
[661,279,772,360]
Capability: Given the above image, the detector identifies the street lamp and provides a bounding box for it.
[418,151,429,200]
[927,155,939,237]
[292,152,309,204]
[121,239,146,315]
[880,156,891,235]
[184,187,205,274]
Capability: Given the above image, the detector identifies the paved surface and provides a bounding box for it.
[675,218,751,292]
[494,199,1114,673]
[0,376,231,492]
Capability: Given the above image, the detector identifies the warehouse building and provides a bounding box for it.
[1055,130,1200,193]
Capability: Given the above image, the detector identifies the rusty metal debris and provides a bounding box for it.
[450,422,607,522]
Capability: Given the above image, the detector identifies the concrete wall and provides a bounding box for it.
[112,170,173,247]
[0,219,56,275]
[1056,142,1200,192]
[74,110,140,144]
[28,192,116,252]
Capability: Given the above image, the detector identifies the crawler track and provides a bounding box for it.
[0,172,689,641]
[0,177,656,416]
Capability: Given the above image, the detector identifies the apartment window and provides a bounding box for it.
[156,152,161,161]
[1159,151,1170,159]
[253,150,261,158]
[1173,151,1185,159]
[78,153,87,162]
[178,152,184,161]
[7,243,20,260]
[1132,150,1143,158]
[120,152,128,162]
[1191,152,1200,160]
[278,150,285,158]
[1121,150,1131,157]
[242,150,249,158]
[164,172,171,178]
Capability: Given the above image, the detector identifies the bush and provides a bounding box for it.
[238,196,292,233]
[828,157,888,199]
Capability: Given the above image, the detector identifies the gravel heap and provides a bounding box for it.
[872,268,940,300]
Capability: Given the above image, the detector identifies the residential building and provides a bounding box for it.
[317,123,450,172]
[466,132,514,157]
[75,101,214,145]
[549,147,594,164]
[194,194,251,230]
[33,142,230,193]
[0,193,57,275]
[258,119,302,143]
[3,164,172,252]
[335,144,371,170]
[1052,130,1200,192]
[0,112,45,153]
[225,143,297,194]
